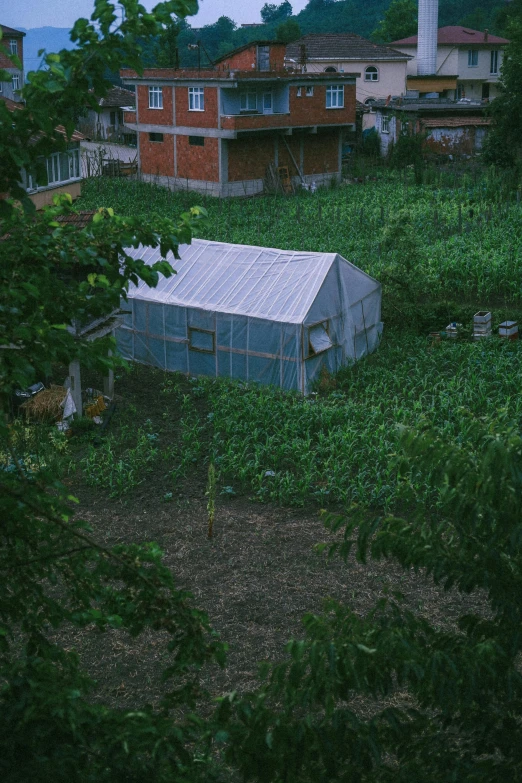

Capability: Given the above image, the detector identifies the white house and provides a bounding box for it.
[286,33,411,127]
[79,86,136,142]
[390,27,509,102]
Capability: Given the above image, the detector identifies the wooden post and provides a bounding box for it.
[68,359,82,418]
[103,346,114,400]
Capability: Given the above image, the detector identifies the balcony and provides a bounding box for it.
[221,112,292,132]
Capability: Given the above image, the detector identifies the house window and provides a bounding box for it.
[382,115,390,133]
[12,74,20,91]
[365,66,379,82]
[44,148,81,186]
[9,39,17,55]
[110,111,116,126]
[189,136,204,146]
[306,321,333,358]
[0,82,3,94]
[490,50,499,74]
[468,50,478,67]
[189,87,205,111]
[263,92,273,113]
[296,87,302,97]
[149,132,164,142]
[326,85,344,108]
[189,328,215,353]
[324,67,337,73]
[306,86,314,97]
[240,91,257,112]
[148,86,163,109]
[457,83,465,100]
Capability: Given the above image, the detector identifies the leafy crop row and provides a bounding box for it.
[80,173,522,304]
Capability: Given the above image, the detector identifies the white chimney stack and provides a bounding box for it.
[417,0,439,75]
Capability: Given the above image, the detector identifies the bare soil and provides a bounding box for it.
[63,365,486,710]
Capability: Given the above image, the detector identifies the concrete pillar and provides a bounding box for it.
[68,359,82,418]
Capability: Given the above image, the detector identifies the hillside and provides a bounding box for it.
[19,27,75,73]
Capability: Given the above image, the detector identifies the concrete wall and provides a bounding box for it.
[303,59,408,104]
[29,181,82,210]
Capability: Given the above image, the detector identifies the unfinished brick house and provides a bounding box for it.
[121,41,357,196]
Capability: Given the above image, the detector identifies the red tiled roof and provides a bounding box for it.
[1,97,23,111]
[391,26,509,46]
[56,211,96,228]
[97,86,136,108]
[0,24,25,37]
[421,116,492,128]
[287,33,411,61]
[1,100,84,141]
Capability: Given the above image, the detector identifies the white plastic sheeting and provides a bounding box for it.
[117,239,382,394]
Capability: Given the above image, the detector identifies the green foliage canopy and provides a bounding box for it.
[0,3,222,781]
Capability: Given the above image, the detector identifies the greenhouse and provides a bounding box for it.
[117,239,382,394]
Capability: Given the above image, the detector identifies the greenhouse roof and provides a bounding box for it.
[124,240,371,324]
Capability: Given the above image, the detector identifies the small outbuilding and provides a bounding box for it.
[117,240,382,394]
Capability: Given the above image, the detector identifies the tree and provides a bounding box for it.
[275,19,301,44]
[155,18,188,67]
[483,17,522,167]
[216,423,522,781]
[303,0,335,12]
[494,0,522,36]
[0,3,224,780]
[261,1,293,25]
[372,0,417,43]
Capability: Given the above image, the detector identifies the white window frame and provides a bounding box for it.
[148,86,163,109]
[468,50,478,68]
[326,85,344,109]
[382,115,390,134]
[296,87,302,97]
[240,91,257,112]
[189,87,205,111]
[365,66,379,82]
[9,39,17,55]
[23,148,81,193]
[12,74,20,91]
[490,50,499,74]
[305,86,314,97]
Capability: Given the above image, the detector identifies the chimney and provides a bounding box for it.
[484,28,489,42]
[417,0,439,76]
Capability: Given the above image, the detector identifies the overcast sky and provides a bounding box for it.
[2,0,309,31]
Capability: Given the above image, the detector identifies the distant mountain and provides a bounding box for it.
[18,27,75,73]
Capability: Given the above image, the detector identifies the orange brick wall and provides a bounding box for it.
[137,85,173,126]
[227,136,276,181]
[0,35,23,69]
[303,131,340,175]
[176,135,219,182]
[217,43,286,72]
[289,84,356,127]
[175,86,218,128]
[277,136,302,178]
[139,132,174,176]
